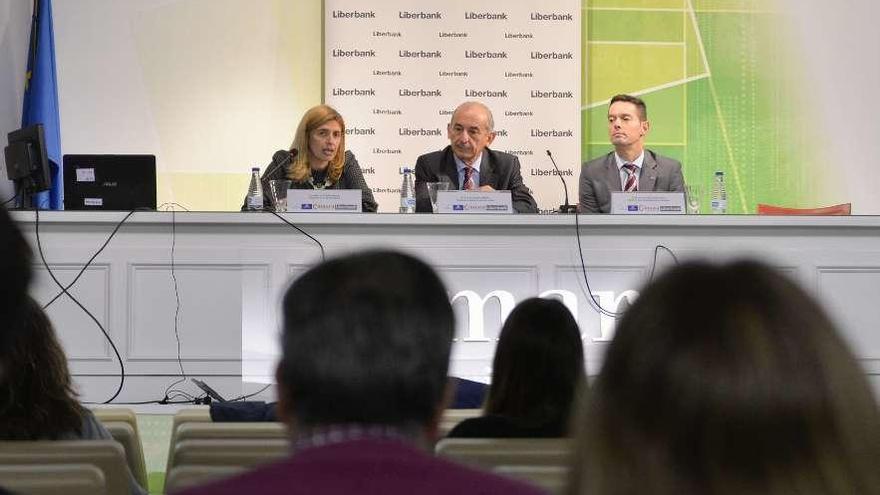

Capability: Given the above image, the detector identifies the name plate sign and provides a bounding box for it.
[436,190,513,214]
[288,189,362,212]
[610,192,686,215]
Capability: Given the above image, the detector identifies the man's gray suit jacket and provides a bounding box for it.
[414,146,538,213]
[578,150,684,213]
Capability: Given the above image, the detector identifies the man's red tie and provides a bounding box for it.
[623,163,638,192]
[463,166,476,190]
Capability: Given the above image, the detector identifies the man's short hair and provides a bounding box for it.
[451,101,495,132]
[277,250,454,429]
[609,94,648,121]
[0,205,33,361]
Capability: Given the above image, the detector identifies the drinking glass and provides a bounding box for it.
[426,181,451,213]
[269,180,292,212]
[685,185,702,215]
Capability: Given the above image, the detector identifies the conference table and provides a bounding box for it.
[12,211,880,403]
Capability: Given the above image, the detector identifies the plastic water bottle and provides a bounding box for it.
[245,167,264,211]
[710,171,727,214]
[400,167,415,213]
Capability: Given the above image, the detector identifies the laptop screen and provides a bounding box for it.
[63,154,157,210]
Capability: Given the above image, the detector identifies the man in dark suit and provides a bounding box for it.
[179,250,542,495]
[579,94,685,213]
[414,101,537,213]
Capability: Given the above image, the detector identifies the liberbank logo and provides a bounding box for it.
[399,88,442,97]
[531,51,574,60]
[332,88,376,97]
[465,50,508,59]
[530,12,574,21]
[399,50,443,58]
[331,10,376,19]
[531,89,574,98]
[465,11,508,20]
[331,49,376,58]
[451,289,638,342]
[399,127,443,136]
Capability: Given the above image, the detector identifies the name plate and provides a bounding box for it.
[288,189,362,212]
[436,190,513,214]
[610,191,686,215]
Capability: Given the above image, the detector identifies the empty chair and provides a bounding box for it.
[101,420,148,489]
[756,203,851,215]
[170,438,287,467]
[165,465,245,492]
[0,463,107,495]
[438,408,482,437]
[494,465,568,495]
[0,440,130,495]
[435,438,571,470]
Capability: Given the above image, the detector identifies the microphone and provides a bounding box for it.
[264,149,296,178]
[546,150,576,213]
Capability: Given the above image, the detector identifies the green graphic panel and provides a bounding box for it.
[583,0,821,213]
[588,11,684,42]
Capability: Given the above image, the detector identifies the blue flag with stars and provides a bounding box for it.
[21,0,62,209]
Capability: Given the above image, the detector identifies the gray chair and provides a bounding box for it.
[0,463,107,495]
[0,440,129,495]
[435,438,571,469]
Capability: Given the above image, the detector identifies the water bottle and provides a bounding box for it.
[400,167,415,213]
[710,171,727,214]
[245,167,264,211]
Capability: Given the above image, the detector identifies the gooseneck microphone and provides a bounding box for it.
[546,150,576,213]
[264,149,296,179]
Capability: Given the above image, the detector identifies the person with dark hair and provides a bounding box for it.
[243,104,377,212]
[448,298,585,438]
[0,297,147,495]
[0,205,32,495]
[0,204,32,358]
[178,251,542,495]
[567,260,880,495]
[578,93,685,213]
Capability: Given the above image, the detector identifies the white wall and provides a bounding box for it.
[0,0,32,201]
[782,0,880,212]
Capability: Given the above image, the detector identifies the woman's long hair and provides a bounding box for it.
[484,298,584,430]
[0,297,84,440]
[287,105,346,185]
[567,260,880,495]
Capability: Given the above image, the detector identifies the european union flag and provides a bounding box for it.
[21,0,62,209]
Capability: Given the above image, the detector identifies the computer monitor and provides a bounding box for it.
[4,124,51,208]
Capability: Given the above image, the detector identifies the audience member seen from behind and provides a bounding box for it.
[0,297,147,495]
[0,205,32,495]
[449,298,584,438]
[177,251,543,495]
[0,204,32,360]
[567,260,880,495]
[244,104,378,212]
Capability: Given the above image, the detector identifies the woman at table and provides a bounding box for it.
[251,104,378,212]
[0,297,147,495]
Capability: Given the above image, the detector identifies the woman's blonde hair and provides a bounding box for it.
[288,105,346,184]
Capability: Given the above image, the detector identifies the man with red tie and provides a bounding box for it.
[414,101,537,213]
[578,94,685,213]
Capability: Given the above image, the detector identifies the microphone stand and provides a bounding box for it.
[546,150,577,213]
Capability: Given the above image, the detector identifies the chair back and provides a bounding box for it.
[435,438,571,469]
[102,421,148,488]
[494,465,568,495]
[0,463,107,495]
[438,409,482,437]
[0,440,129,495]
[756,203,851,215]
[164,465,245,492]
[170,438,288,468]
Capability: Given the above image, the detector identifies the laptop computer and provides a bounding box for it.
[63,154,157,210]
